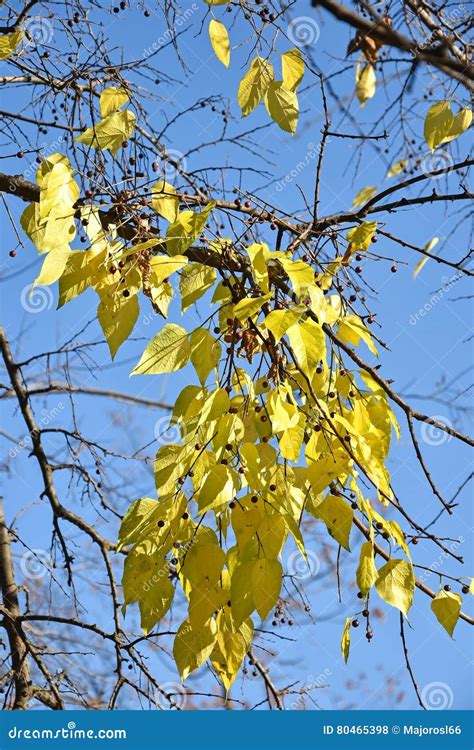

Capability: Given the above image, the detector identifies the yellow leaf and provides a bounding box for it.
[197,465,235,512]
[132,323,191,375]
[423,101,454,151]
[264,81,299,134]
[173,618,217,681]
[76,109,136,155]
[245,243,270,291]
[375,559,414,617]
[356,542,377,595]
[287,319,325,377]
[99,87,129,118]
[190,328,221,385]
[58,247,104,307]
[341,617,351,663]
[307,450,351,496]
[431,590,462,637]
[180,263,216,312]
[251,558,282,620]
[122,544,174,635]
[413,237,439,278]
[278,257,314,298]
[279,413,305,462]
[386,159,407,177]
[230,563,255,628]
[149,280,173,317]
[165,205,213,256]
[238,56,274,117]
[38,158,80,219]
[182,538,225,589]
[338,314,378,356]
[352,186,377,208]
[211,617,253,691]
[98,293,139,359]
[117,497,163,550]
[347,221,377,252]
[0,30,23,60]
[256,514,286,559]
[231,496,263,549]
[189,582,227,626]
[281,48,304,91]
[149,254,187,285]
[443,106,472,144]
[263,307,304,343]
[209,19,230,67]
[34,249,70,287]
[233,292,272,321]
[355,64,376,107]
[151,181,179,222]
[314,494,353,551]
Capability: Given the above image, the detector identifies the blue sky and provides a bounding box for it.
[0,0,472,710]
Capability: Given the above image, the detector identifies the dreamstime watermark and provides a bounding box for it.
[410,5,467,59]
[290,669,331,709]
[287,549,320,580]
[409,272,462,325]
[421,681,454,710]
[421,149,454,178]
[275,141,326,192]
[9,403,65,459]
[152,148,188,182]
[287,16,320,47]
[153,416,186,445]
[154,682,187,710]
[20,284,54,313]
[143,4,198,57]
[20,549,52,580]
[420,415,453,446]
[24,15,54,46]
[8,723,126,741]
[417,536,463,584]
[141,538,193,594]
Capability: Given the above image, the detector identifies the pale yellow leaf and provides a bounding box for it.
[281,48,304,91]
[132,323,191,375]
[424,101,454,151]
[209,19,230,67]
[264,81,299,134]
[431,590,462,637]
[375,559,414,617]
[151,181,179,223]
[355,64,376,107]
[238,56,274,117]
[100,87,129,118]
